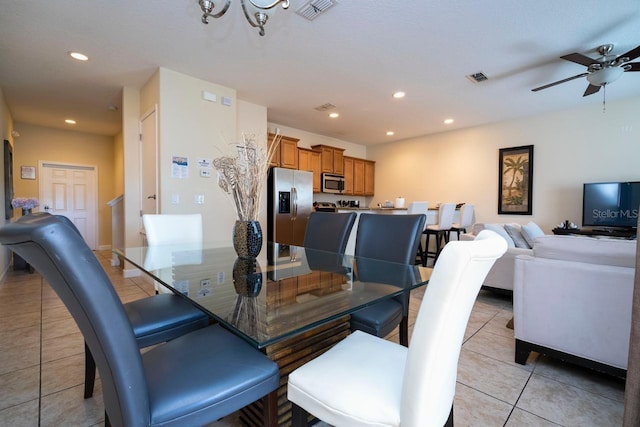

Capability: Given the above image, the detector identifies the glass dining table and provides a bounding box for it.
[115,241,432,425]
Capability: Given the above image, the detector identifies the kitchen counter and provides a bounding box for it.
[335,207,408,211]
[336,207,461,255]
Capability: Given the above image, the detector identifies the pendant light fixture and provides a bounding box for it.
[198,0,290,36]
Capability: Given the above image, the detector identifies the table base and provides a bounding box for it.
[240,316,351,426]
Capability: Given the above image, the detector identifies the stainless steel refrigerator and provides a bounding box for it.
[268,167,313,246]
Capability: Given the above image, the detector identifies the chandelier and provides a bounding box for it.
[198,0,290,36]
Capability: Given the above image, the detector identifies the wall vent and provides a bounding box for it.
[466,72,489,83]
[296,0,336,21]
[314,103,336,111]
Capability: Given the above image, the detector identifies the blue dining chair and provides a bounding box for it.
[350,213,426,346]
[50,213,210,400]
[0,213,280,426]
[303,211,357,253]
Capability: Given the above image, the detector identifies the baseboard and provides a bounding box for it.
[123,268,141,278]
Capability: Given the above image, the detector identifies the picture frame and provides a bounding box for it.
[498,145,533,215]
[20,165,36,180]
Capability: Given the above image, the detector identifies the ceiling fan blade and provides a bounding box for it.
[583,84,601,97]
[561,53,599,67]
[531,73,589,92]
[625,62,640,71]
[619,45,640,62]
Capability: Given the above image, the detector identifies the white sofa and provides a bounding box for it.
[513,235,636,376]
[460,223,537,292]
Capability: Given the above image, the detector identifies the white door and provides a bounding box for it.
[39,161,98,249]
[140,107,158,225]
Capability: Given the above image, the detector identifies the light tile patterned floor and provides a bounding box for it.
[0,250,626,426]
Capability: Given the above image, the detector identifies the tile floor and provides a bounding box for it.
[0,250,626,426]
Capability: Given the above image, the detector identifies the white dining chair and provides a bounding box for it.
[287,230,507,427]
[450,203,475,240]
[142,214,203,294]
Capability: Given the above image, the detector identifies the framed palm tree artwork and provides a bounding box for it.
[498,145,533,215]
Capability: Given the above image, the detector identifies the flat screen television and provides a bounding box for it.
[582,182,640,229]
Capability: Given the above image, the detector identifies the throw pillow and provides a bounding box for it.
[505,223,531,249]
[521,221,544,247]
[484,224,515,248]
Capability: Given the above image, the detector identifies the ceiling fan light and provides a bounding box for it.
[587,67,624,86]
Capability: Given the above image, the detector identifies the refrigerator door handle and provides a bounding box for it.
[291,186,297,220]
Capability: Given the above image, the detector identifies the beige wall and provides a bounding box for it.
[122,86,142,249]
[368,95,640,232]
[11,123,117,248]
[156,68,238,243]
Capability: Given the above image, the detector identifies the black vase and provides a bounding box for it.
[232,257,263,297]
[232,220,263,259]
[21,208,32,216]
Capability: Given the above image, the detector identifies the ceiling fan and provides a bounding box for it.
[532,44,640,96]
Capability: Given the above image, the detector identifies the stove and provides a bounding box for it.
[314,202,337,212]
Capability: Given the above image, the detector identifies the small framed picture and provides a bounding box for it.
[21,166,36,180]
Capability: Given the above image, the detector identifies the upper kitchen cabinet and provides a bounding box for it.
[343,156,354,195]
[364,160,375,196]
[346,157,375,196]
[311,145,345,175]
[269,133,299,169]
[298,148,322,192]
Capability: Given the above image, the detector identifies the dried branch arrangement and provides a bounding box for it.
[214,131,282,221]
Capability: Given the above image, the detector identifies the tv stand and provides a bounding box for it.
[552,227,636,239]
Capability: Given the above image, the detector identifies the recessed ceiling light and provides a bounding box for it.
[69,51,89,61]
[392,91,405,99]
[65,119,77,124]
[444,118,454,124]
[329,112,339,118]
[386,131,395,136]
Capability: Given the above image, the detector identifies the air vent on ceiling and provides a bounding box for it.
[296,0,336,21]
[314,103,336,111]
[466,72,488,83]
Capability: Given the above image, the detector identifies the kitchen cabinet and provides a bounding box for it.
[353,159,365,195]
[311,145,345,175]
[346,157,375,196]
[343,156,354,195]
[298,148,322,192]
[269,133,299,169]
[364,160,375,196]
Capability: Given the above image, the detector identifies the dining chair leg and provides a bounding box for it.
[423,232,430,267]
[263,389,278,427]
[84,342,96,399]
[400,315,409,347]
[445,404,454,427]
[291,402,310,427]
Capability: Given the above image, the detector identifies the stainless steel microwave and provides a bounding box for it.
[321,173,345,194]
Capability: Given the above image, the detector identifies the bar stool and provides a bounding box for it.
[423,203,455,266]
[450,204,475,240]
[407,201,429,265]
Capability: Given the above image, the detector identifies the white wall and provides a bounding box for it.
[368,95,640,232]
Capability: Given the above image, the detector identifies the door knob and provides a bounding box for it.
[147,194,156,200]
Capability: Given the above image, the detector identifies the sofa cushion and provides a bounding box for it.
[521,222,544,247]
[533,235,636,268]
[484,224,515,248]
[505,223,531,249]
